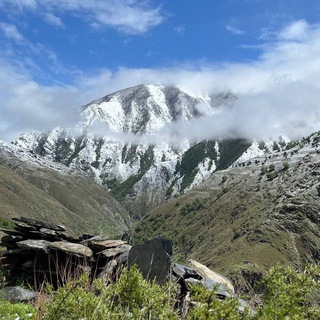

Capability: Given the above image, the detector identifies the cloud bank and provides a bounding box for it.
[0,0,165,35]
[1,20,320,143]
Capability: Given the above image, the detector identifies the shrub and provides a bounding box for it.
[41,274,100,320]
[187,284,246,320]
[257,264,320,319]
[282,161,290,171]
[41,266,177,320]
[260,166,267,175]
[221,175,228,184]
[268,164,275,172]
[12,263,320,319]
[266,171,278,181]
[0,300,35,320]
[180,198,204,215]
[97,265,177,319]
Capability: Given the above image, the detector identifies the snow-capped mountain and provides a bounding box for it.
[13,84,290,218]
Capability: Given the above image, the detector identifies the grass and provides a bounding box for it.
[133,159,319,283]
[0,155,131,237]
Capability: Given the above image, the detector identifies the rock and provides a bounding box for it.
[14,221,37,232]
[0,228,23,236]
[98,259,118,279]
[81,235,109,244]
[0,235,24,248]
[17,239,50,251]
[13,217,66,231]
[0,248,29,256]
[238,298,256,316]
[39,228,60,237]
[128,237,172,284]
[98,244,132,258]
[117,250,130,264]
[48,241,93,258]
[188,259,235,294]
[184,278,232,298]
[0,286,36,302]
[173,263,201,280]
[88,240,127,253]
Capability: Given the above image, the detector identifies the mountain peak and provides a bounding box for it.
[81,84,203,134]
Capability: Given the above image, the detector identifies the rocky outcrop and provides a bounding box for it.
[128,237,173,284]
[0,217,132,288]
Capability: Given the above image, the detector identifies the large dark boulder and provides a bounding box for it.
[128,237,172,284]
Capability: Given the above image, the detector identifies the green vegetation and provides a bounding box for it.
[259,264,320,319]
[180,198,204,215]
[188,284,247,320]
[268,164,275,172]
[65,135,87,166]
[260,166,267,175]
[0,217,14,230]
[175,141,218,192]
[266,171,278,181]
[34,134,49,156]
[216,139,251,171]
[282,161,290,171]
[40,266,177,320]
[272,142,280,152]
[111,146,154,202]
[0,300,36,320]
[0,264,318,319]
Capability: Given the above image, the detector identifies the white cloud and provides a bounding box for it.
[0,0,165,35]
[0,23,24,42]
[226,25,245,35]
[42,12,64,28]
[279,19,309,41]
[174,25,186,35]
[1,20,320,143]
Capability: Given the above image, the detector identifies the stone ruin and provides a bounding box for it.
[0,217,253,316]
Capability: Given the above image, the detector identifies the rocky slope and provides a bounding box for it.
[0,140,132,236]
[133,131,320,286]
[14,84,289,218]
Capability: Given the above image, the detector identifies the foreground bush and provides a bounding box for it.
[257,264,320,319]
[2,264,318,319]
[41,266,177,320]
[0,300,35,320]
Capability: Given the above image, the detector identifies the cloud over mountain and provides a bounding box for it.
[1,20,320,143]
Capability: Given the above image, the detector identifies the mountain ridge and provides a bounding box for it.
[133,130,320,283]
[13,84,293,217]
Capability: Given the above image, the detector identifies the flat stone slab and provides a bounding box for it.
[0,228,23,237]
[89,240,127,253]
[98,244,132,258]
[17,239,50,251]
[173,263,202,280]
[13,217,66,231]
[188,259,235,294]
[48,241,93,258]
[14,221,37,231]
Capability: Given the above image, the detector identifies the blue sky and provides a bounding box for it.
[1,0,320,141]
